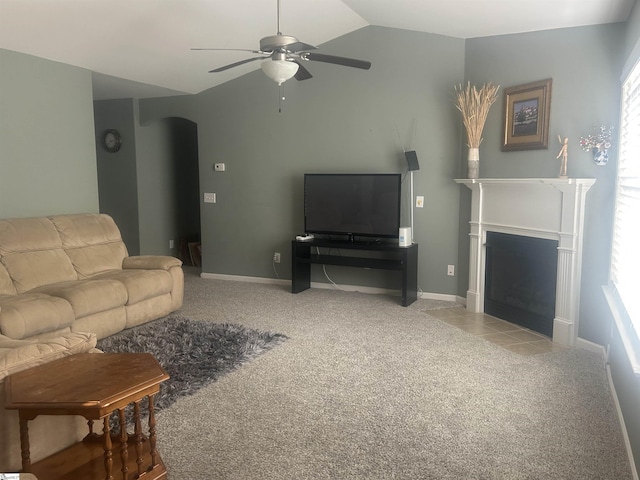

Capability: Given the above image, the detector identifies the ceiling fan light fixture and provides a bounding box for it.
[261,59,299,85]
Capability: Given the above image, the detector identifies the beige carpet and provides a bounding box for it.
[154,269,632,479]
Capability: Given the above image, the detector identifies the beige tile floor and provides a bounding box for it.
[428,307,569,355]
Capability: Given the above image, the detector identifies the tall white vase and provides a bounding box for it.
[468,147,479,179]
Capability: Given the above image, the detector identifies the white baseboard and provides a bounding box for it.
[607,363,640,480]
[200,272,290,287]
[418,291,460,303]
[575,337,607,356]
[199,273,461,304]
[310,281,396,296]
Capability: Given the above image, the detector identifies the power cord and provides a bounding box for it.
[317,246,422,297]
[315,246,348,291]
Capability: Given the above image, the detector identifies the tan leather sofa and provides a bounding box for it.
[0,213,184,472]
[0,213,183,342]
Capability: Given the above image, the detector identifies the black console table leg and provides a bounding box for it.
[291,242,311,293]
[402,245,418,306]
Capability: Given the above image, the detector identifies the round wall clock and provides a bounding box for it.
[103,129,122,153]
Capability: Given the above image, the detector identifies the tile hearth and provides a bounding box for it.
[429,307,569,355]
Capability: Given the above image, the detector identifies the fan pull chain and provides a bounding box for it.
[278,83,285,113]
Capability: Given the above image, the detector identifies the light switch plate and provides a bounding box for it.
[416,196,424,208]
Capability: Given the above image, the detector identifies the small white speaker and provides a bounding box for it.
[399,227,412,247]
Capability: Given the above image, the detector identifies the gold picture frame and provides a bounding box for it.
[501,78,552,151]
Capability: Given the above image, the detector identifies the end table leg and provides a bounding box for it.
[148,394,159,467]
[118,408,129,480]
[83,418,100,442]
[134,400,144,476]
[103,416,114,480]
[18,415,31,472]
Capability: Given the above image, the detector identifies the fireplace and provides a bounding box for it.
[455,178,595,347]
[484,232,558,337]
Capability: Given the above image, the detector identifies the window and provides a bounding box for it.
[607,55,640,376]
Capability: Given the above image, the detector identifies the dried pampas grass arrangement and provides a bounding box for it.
[454,82,500,148]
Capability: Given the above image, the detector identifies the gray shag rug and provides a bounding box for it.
[96,315,287,426]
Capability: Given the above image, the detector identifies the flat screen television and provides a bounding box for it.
[304,173,402,241]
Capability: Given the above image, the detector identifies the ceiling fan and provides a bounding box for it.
[192,0,371,85]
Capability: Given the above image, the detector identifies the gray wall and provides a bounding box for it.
[626,0,640,60]
[0,49,99,218]
[136,116,200,256]
[94,98,141,254]
[94,100,200,257]
[139,26,466,294]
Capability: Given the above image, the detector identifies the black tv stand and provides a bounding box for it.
[291,238,418,306]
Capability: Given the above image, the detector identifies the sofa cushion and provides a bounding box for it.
[0,217,77,293]
[50,213,123,247]
[0,216,61,255]
[0,262,16,296]
[34,279,128,318]
[96,269,173,305]
[0,331,97,381]
[65,244,128,278]
[0,293,75,340]
[2,250,78,294]
[50,214,128,278]
[72,307,127,340]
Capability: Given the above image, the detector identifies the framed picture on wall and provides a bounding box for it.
[501,78,552,151]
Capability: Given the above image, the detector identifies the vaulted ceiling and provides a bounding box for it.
[0,0,634,100]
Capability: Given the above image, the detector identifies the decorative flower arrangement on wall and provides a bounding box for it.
[454,82,500,179]
[580,125,614,166]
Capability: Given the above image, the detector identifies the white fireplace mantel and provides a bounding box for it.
[455,178,596,347]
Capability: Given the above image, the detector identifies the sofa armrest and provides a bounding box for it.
[122,255,182,271]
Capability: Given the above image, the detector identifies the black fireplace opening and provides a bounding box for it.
[484,232,558,337]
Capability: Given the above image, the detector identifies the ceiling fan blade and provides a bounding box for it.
[286,41,317,53]
[192,48,265,54]
[304,53,371,70]
[208,56,265,73]
[294,61,313,81]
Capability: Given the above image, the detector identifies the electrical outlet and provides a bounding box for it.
[169,239,174,249]
[273,252,281,263]
[214,163,225,172]
[203,192,216,203]
[416,196,424,208]
[447,264,455,276]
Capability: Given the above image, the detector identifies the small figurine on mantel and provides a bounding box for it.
[556,135,569,178]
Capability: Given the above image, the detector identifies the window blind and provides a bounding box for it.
[610,57,640,368]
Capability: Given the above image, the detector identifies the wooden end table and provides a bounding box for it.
[4,353,170,480]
